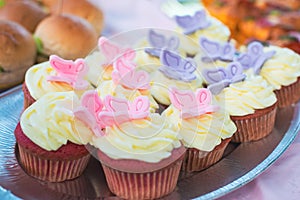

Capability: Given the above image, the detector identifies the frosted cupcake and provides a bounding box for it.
[236,41,300,107]
[23,55,92,109]
[175,9,231,56]
[202,62,277,142]
[151,49,203,106]
[76,92,185,199]
[16,91,94,182]
[163,87,236,172]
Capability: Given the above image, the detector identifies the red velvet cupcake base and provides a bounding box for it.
[18,144,90,182]
[101,156,183,200]
[181,138,231,172]
[231,103,277,143]
[274,77,300,108]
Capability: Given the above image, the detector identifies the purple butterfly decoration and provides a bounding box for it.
[199,37,236,62]
[175,10,211,35]
[159,49,197,82]
[235,41,276,75]
[144,29,179,57]
[202,62,246,95]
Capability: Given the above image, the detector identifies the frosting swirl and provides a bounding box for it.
[96,80,159,112]
[214,75,277,116]
[25,61,91,100]
[90,113,182,163]
[20,92,94,151]
[163,105,236,151]
[260,46,300,90]
[150,70,203,105]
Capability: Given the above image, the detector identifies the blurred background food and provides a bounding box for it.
[202,0,300,53]
[0,0,104,91]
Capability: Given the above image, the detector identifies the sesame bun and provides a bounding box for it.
[34,14,98,60]
[0,0,48,33]
[0,20,37,90]
[50,0,104,35]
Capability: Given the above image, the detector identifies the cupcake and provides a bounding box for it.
[16,91,94,182]
[236,41,300,107]
[77,92,185,199]
[23,55,92,109]
[163,87,236,172]
[175,9,231,56]
[151,49,203,106]
[202,62,278,142]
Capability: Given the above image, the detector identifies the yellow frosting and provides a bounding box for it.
[260,46,300,90]
[178,16,231,56]
[134,50,161,74]
[215,75,277,116]
[163,105,236,151]
[90,113,182,163]
[84,50,113,86]
[96,80,159,112]
[25,61,92,100]
[150,70,203,105]
[20,92,94,151]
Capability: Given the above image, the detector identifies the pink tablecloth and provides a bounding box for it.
[93,1,300,199]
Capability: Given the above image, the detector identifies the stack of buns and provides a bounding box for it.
[0,0,104,90]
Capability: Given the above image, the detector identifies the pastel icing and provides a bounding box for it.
[20,91,94,151]
[214,75,277,116]
[144,29,179,57]
[168,87,219,119]
[163,88,236,151]
[199,37,236,62]
[96,80,159,112]
[47,55,89,90]
[202,62,246,95]
[90,113,182,163]
[150,70,203,105]
[25,61,89,100]
[159,49,197,82]
[111,58,150,90]
[259,45,300,90]
[175,10,211,35]
[236,41,275,74]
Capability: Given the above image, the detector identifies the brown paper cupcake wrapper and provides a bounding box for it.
[101,157,183,200]
[18,144,90,182]
[231,104,277,143]
[275,77,300,108]
[181,138,231,172]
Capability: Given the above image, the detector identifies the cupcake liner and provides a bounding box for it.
[18,144,91,182]
[101,157,183,200]
[181,138,231,172]
[274,77,300,108]
[231,103,277,143]
[22,83,36,109]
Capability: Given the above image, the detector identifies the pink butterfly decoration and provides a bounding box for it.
[47,55,89,90]
[111,57,150,90]
[99,95,150,127]
[98,37,136,65]
[169,87,219,119]
[74,90,105,137]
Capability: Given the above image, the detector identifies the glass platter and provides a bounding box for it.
[0,84,299,200]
